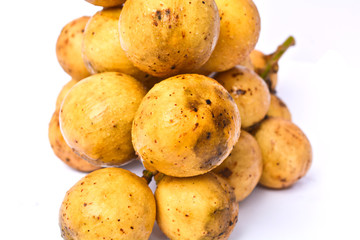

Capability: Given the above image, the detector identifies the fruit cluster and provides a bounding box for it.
[50,0,312,239]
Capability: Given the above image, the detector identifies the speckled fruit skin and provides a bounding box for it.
[214,65,270,129]
[56,16,91,80]
[254,117,312,189]
[60,72,146,167]
[85,0,125,7]
[119,0,220,78]
[155,172,238,240]
[266,94,292,121]
[212,130,262,202]
[132,74,241,177]
[59,168,156,240]
[82,7,157,85]
[200,0,261,73]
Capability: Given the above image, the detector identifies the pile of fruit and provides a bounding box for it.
[49,0,312,239]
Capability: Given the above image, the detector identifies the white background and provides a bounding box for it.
[0,0,359,239]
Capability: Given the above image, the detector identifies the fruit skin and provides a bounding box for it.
[60,72,146,166]
[56,16,91,80]
[85,0,125,7]
[119,0,220,78]
[239,56,254,70]
[49,79,100,172]
[214,65,270,129]
[49,111,100,172]
[201,0,261,73]
[155,172,238,240]
[132,74,241,177]
[212,130,262,202]
[82,7,157,84]
[59,167,156,240]
[254,117,312,189]
[266,94,292,121]
[55,79,78,111]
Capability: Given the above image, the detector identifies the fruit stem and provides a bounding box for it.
[142,170,156,184]
[260,36,296,80]
[154,172,165,184]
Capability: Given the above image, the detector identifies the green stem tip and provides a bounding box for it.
[142,169,156,185]
[260,36,296,80]
[154,172,165,185]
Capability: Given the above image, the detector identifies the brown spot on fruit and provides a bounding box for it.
[206,132,211,139]
[156,10,162,20]
[278,98,287,107]
[218,167,233,178]
[232,72,244,77]
[234,89,246,95]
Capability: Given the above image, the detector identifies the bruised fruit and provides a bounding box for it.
[155,172,238,240]
[132,74,241,177]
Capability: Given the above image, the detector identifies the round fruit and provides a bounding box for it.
[59,168,156,240]
[82,7,154,83]
[254,117,312,189]
[60,72,146,166]
[56,16,91,80]
[155,172,238,240]
[132,74,241,177]
[201,0,261,73]
[214,65,270,129]
[119,0,220,77]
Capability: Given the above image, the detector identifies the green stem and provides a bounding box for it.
[154,172,165,184]
[142,170,156,185]
[260,36,296,80]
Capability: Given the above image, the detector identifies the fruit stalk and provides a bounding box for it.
[260,36,296,80]
[142,169,157,184]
